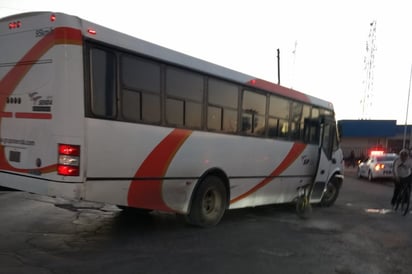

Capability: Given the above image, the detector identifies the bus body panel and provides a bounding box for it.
[83,119,319,213]
[0,171,83,199]
[0,13,86,196]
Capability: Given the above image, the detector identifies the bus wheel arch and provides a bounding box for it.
[185,168,229,227]
[320,173,343,207]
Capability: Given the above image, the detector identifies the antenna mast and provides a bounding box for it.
[361,20,377,119]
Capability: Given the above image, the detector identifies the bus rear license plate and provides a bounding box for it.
[9,151,21,163]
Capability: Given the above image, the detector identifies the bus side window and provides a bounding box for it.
[268,95,290,139]
[303,118,319,144]
[166,67,203,129]
[90,48,117,118]
[241,90,266,136]
[121,55,161,123]
[290,102,303,140]
[207,78,238,133]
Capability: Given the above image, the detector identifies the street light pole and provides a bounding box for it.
[403,64,412,149]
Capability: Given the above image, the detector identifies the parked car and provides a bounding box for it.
[357,153,398,181]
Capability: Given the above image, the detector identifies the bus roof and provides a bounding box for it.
[1,11,334,111]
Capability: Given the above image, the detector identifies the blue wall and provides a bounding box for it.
[338,120,397,137]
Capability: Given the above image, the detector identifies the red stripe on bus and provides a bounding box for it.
[230,142,307,204]
[247,79,310,103]
[54,27,83,45]
[40,164,58,173]
[0,27,82,110]
[0,112,12,118]
[15,112,52,119]
[127,129,192,211]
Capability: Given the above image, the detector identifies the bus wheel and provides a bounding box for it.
[320,177,341,207]
[185,176,227,227]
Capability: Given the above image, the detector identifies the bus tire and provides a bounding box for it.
[320,177,341,207]
[185,175,227,227]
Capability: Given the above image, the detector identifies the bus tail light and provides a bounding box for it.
[58,144,80,176]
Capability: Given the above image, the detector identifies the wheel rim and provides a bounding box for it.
[202,188,221,216]
[324,184,336,203]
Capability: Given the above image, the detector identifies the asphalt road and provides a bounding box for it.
[0,169,411,274]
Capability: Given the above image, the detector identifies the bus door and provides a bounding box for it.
[309,116,338,203]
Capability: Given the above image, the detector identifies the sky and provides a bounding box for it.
[1,0,412,124]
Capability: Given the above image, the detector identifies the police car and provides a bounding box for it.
[357,152,397,181]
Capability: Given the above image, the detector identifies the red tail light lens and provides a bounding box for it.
[57,165,79,176]
[58,144,80,176]
[59,144,80,156]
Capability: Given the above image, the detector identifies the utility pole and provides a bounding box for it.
[277,48,280,85]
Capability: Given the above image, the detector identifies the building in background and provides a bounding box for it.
[338,120,412,162]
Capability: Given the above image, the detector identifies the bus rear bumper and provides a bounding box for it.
[0,172,83,200]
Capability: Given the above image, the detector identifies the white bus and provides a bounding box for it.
[0,12,344,227]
